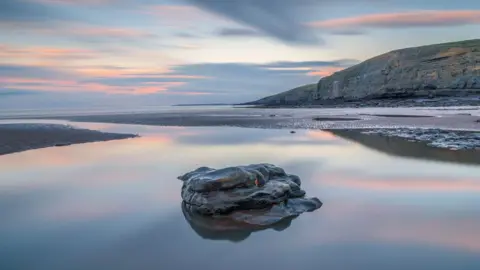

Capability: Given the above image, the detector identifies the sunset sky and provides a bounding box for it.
[1,0,480,109]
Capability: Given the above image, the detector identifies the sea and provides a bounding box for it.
[1,117,480,270]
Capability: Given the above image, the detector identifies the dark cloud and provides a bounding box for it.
[217,28,262,37]
[0,0,51,21]
[185,0,323,45]
[0,0,75,22]
[328,29,366,36]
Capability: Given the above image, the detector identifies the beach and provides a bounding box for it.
[1,106,479,154]
[0,123,137,156]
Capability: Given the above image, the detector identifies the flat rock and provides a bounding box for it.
[178,164,322,226]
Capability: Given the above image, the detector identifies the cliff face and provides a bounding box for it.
[251,39,480,105]
[246,83,316,106]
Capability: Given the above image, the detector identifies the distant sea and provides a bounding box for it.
[0,105,235,118]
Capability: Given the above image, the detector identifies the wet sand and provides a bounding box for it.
[0,124,137,156]
[1,106,479,153]
[58,108,480,131]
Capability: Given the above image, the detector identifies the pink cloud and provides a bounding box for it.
[307,66,345,77]
[70,26,156,38]
[0,44,98,65]
[1,76,187,95]
[309,10,480,29]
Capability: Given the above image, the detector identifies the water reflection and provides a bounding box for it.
[1,123,480,270]
[329,130,480,166]
[181,202,296,242]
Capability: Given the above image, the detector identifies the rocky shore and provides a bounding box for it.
[253,94,480,109]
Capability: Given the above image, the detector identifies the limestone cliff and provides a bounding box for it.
[250,39,480,106]
[247,83,316,106]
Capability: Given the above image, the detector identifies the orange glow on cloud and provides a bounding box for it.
[72,26,155,38]
[0,44,98,66]
[307,67,345,77]
[309,10,480,29]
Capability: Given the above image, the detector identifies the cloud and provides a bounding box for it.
[147,5,228,26]
[307,66,345,76]
[259,60,358,69]
[32,0,115,5]
[185,0,322,45]
[175,32,200,38]
[0,64,74,78]
[217,28,262,37]
[0,0,74,22]
[309,10,480,30]
[328,29,366,35]
[0,58,358,103]
[0,89,38,96]
[0,45,98,62]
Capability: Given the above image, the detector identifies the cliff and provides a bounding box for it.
[247,83,316,106]
[249,39,480,106]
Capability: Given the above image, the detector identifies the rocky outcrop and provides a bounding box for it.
[245,83,317,106]
[178,164,322,226]
[250,39,480,106]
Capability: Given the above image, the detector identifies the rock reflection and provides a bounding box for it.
[181,202,297,242]
[329,130,480,166]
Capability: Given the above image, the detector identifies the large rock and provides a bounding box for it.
[249,39,480,105]
[178,164,322,226]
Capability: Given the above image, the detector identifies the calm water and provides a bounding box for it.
[1,122,480,270]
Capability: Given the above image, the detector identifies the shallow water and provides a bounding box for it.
[1,122,480,270]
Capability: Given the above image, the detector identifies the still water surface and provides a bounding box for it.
[1,122,480,270]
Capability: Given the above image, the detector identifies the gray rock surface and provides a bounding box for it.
[250,39,480,106]
[178,164,322,226]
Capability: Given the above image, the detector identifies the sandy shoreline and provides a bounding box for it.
[0,106,479,154]
[0,124,137,156]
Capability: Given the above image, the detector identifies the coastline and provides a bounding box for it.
[0,105,479,155]
[0,123,137,156]
[248,94,480,109]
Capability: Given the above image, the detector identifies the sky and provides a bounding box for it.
[1,0,480,109]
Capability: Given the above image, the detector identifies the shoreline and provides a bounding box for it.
[0,124,137,156]
[0,106,479,155]
[247,94,480,109]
